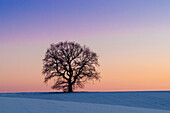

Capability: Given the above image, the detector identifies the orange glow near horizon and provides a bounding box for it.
[0,42,170,93]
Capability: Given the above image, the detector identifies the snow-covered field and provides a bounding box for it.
[0,91,170,113]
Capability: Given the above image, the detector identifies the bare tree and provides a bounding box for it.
[42,41,100,92]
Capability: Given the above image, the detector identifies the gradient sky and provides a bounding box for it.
[1,0,170,92]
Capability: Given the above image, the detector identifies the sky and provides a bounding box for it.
[0,0,170,93]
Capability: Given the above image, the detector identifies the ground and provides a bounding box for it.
[0,91,170,113]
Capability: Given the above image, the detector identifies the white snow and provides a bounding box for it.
[1,91,170,110]
[0,97,170,113]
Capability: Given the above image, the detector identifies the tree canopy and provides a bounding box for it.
[42,41,100,92]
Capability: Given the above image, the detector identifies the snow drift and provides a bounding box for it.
[1,91,170,110]
[0,97,170,113]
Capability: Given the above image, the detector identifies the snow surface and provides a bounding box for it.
[0,97,170,113]
[1,91,170,110]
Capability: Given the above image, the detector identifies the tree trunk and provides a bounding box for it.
[68,72,73,92]
[68,83,73,92]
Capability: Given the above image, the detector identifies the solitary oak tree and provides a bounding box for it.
[42,41,100,92]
